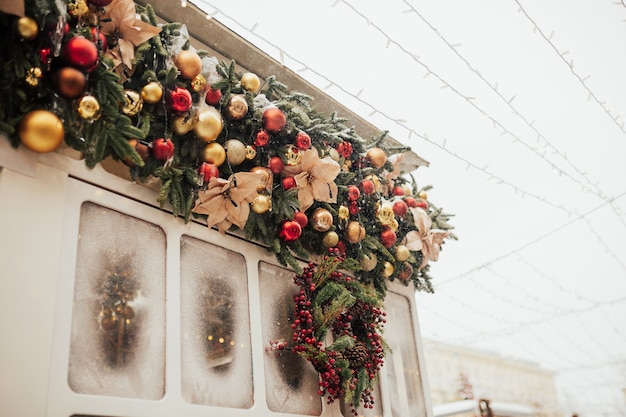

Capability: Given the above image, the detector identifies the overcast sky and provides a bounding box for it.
[191,1,626,415]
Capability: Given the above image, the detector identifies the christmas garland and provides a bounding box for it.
[1,0,456,409]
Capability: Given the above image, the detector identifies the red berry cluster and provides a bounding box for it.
[286,248,387,412]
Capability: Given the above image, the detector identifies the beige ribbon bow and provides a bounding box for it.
[405,207,449,270]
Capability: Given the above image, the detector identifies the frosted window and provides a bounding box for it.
[180,235,253,408]
[259,262,322,415]
[68,202,166,400]
[385,292,427,417]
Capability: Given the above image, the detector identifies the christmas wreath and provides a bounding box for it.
[1,0,456,409]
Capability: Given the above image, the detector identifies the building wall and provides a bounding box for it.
[422,339,562,417]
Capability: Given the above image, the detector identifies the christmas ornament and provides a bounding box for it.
[191,74,206,93]
[360,178,375,195]
[347,185,360,201]
[121,90,143,116]
[365,147,387,169]
[240,72,260,92]
[63,36,98,71]
[392,200,408,218]
[337,205,349,221]
[268,156,284,175]
[281,176,296,190]
[194,106,223,142]
[69,0,89,18]
[418,190,428,200]
[345,221,365,244]
[398,262,413,282]
[250,167,273,193]
[198,162,219,183]
[25,67,43,87]
[122,139,149,167]
[279,220,302,242]
[17,17,38,41]
[227,94,248,120]
[77,95,101,121]
[377,204,395,226]
[404,196,418,208]
[285,146,302,166]
[90,27,107,51]
[310,208,333,232]
[293,212,308,228]
[262,107,286,133]
[152,137,174,161]
[54,67,86,99]
[295,131,311,150]
[336,141,353,158]
[172,115,194,135]
[416,199,428,210]
[169,87,192,113]
[360,253,377,272]
[382,261,394,277]
[380,228,397,248]
[224,139,246,166]
[254,130,269,147]
[175,49,203,79]
[392,186,405,197]
[202,142,226,166]
[322,231,339,248]
[251,194,272,214]
[245,146,256,160]
[205,88,222,106]
[395,245,410,262]
[18,110,65,153]
[327,147,340,162]
[141,81,163,104]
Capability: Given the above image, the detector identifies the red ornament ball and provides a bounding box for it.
[392,200,408,217]
[255,129,270,147]
[347,185,360,201]
[63,36,98,71]
[404,197,418,208]
[380,228,397,248]
[90,27,108,50]
[262,107,286,134]
[170,87,192,113]
[293,211,308,228]
[205,88,222,106]
[295,131,311,150]
[360,179,375,195]
[268,156,284,175]
[199,162,219,183]
[152,137,174,161]
[282,176,297,190]
[416,199,429,210]
[280,220,302,242]
[392,186,405,197]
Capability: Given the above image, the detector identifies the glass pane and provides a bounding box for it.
[180,235,253,408]
[258,262,322,415]
[68,202,166,400]
[385,291,427,417]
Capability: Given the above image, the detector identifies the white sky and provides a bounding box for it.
[191,1,626,416]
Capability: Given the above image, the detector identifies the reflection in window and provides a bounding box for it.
[68,202,166,400]
[259,262,322,415]
[385,291,427,417]
[180,235,253,408]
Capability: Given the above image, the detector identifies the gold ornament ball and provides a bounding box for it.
[17,17,38,41]
[202,142,226,166]
[18,110,65,153]
[240,72,261,92]
[227,94,248,120]
[365,174,382,192]
[121,89,143,116]
[175,49,203,79]
[141,81,163,104]
[366,147,387,168]
[311,208,333,232]
[418,190,428,200]
[194,106,223,142]
[337,205,350,221]
[322,231,340,248]
[250,166,273,192]
[345,221,365,244]
[224,139,247,166]
[395,244,410,262]
[360,253,378,272]
[251,194,272,214]
[382,261,394,278]
[245,145,257,160]
[191,74,207,92]
[77,95,101,120]
[172,115,195,135]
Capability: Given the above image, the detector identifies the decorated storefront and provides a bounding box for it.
[0,1,455,416]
